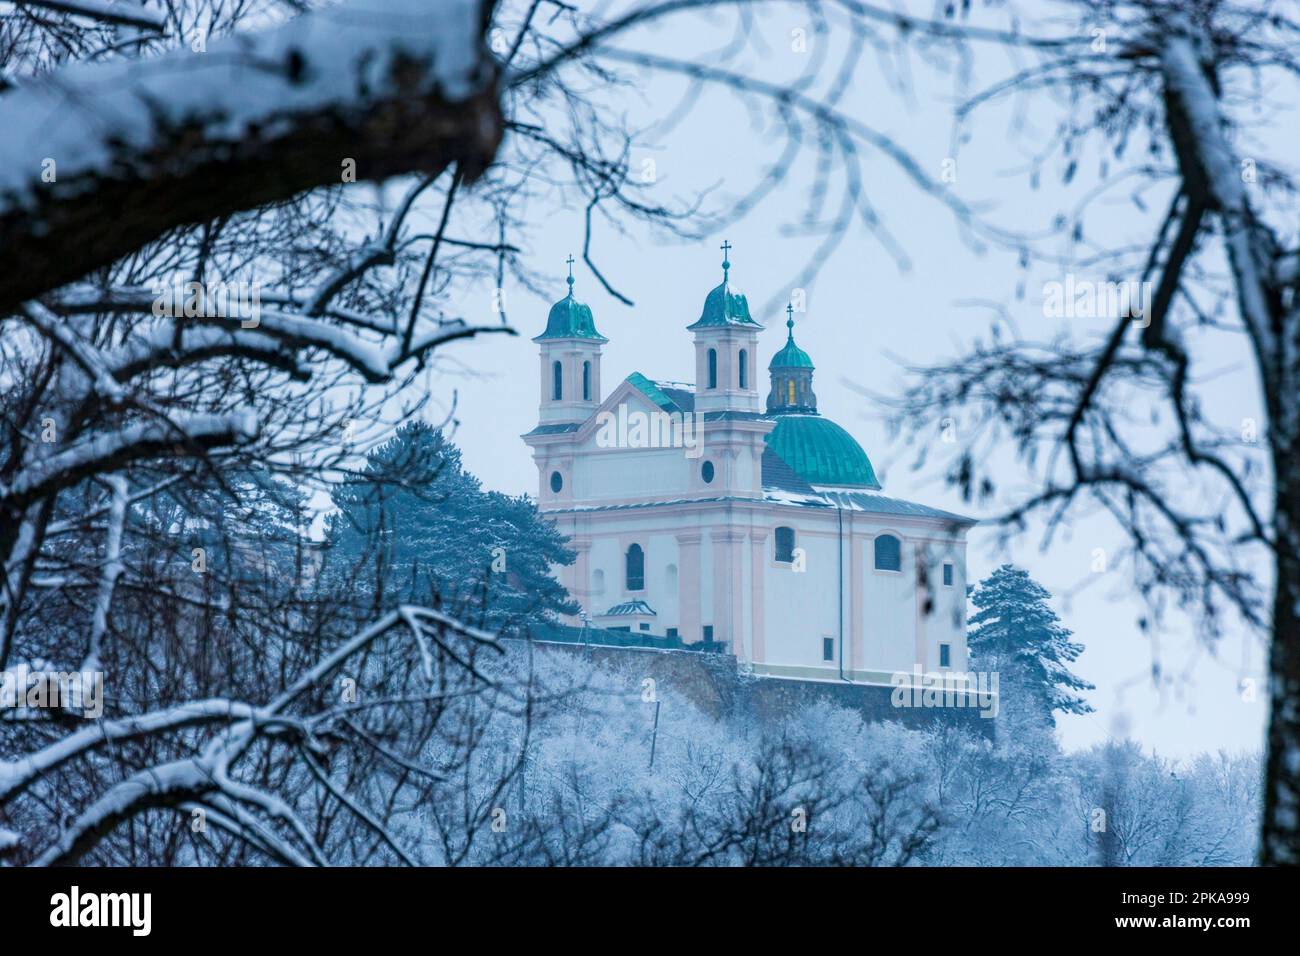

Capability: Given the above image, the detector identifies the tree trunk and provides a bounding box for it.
[1262,438,1300,864]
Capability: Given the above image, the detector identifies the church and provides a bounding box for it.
[523,245,975,687]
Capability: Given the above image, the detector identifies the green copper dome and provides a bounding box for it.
[769,316,814,369]
[769,339,813,369]
[687,281,763,331]
[764,415,881,489]
[533,270,606,342]
[687,242,763,331]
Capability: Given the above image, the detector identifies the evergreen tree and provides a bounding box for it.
[967,564,1094,725]
[328,421,578,631]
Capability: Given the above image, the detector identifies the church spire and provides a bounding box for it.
[688,240,762,330]
[767,304,816,415]
[534,253,606,342]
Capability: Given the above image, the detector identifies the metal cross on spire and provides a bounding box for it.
[786,302,795,335]
[565,253,575,291]
[720,239,732,279]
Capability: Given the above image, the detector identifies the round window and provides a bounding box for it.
[701,461,715,484]
[550,471,563,493]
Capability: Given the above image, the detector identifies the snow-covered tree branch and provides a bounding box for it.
[0,0,502,313]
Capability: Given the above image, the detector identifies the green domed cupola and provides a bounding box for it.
[766,305,817,414]
[769,305,814,370]
[761,304,879,487]
[687,240,763,331]
[533,256,607,342]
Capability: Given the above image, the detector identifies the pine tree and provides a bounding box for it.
[967,564,1094,725]
[327,421,578,630]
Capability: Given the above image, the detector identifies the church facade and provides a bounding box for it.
[523,248,975,686]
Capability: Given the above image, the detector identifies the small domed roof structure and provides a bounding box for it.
[686,240,763,331]
[769,308,814,369]
[533,257,607,342]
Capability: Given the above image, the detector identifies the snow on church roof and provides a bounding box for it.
[548,490,974,526]
[627,373,694,413]
[599,600,657,618]
[816,489,976,526]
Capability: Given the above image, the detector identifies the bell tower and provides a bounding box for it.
[766,304,817,415]
[533,255,606,426]
[688,241,763,415]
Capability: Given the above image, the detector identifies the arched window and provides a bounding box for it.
[738,349,748,389]
[874,534,901,571]
[552,360,563,400]
[774,526,795,563]
[625,544,645,591]
[787,380,796,405]
[582,361,591,401]
[707,349,718,389]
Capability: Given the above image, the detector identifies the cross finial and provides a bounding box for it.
[786,302,795,336]
[565,253,575,291]
[720,239,732,279]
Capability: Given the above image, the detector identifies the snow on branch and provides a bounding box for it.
[24,606,500,865]
[0,0,501,312]
[0,698,260,803]
[0,411,258,510]
[49,287,516,382]
[14,1,166,31]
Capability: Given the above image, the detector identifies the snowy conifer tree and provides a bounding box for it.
[967,565,1094,726]
[328,422,578,631]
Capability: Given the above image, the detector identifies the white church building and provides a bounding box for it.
[523,247,975,686]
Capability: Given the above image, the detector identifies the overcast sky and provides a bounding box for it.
[389,1,1275,758]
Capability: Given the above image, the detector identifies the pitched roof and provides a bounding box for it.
[817,489,976,525]
[522,422,580,437]
[627,373,695,413]
[600,599,657,617]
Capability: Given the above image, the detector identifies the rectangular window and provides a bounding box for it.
[666,628,679,639]
[873,534,901,571]
[703,625,714,642]
[822,637,835,662]
[943,563,954,586]
[639,623,650,632]
[774,526,795,563]
[939,643,951,668]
